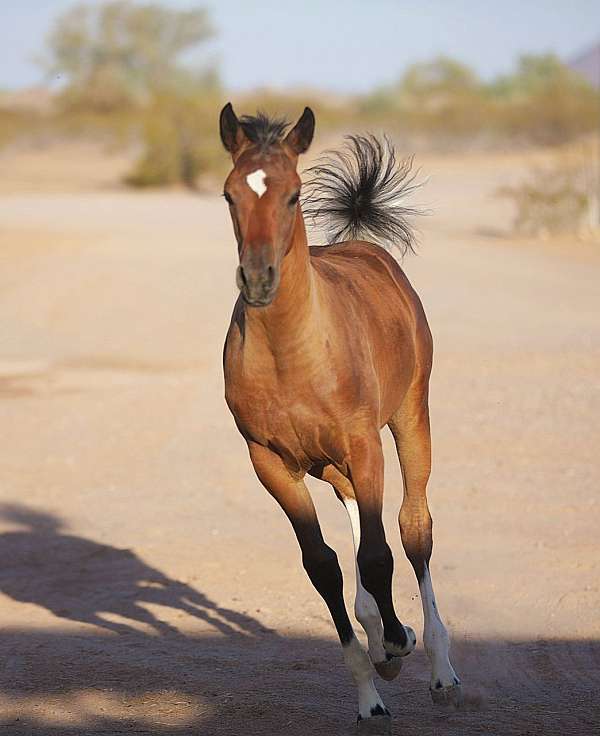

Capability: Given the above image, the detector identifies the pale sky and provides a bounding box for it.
[2,0,599,92]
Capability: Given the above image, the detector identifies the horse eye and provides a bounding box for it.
[288,191,300,207]
[223,191,234,206]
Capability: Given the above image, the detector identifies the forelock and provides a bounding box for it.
[239,111,290,151]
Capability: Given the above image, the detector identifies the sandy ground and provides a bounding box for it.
[0,148,599,735]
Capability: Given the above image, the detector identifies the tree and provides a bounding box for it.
[42,1,215,112]
[124,88,224,188]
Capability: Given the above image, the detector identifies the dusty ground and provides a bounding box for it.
[0,147,599,735]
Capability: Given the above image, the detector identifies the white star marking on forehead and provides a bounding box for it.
[246,168,267,197]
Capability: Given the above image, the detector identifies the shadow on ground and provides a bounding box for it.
[0,503,267,639]
[1,504,599,735]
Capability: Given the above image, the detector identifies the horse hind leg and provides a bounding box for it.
[388,394,462,706]
[320,464,407,682]
[347,494,418,683]
[328,465,416,680]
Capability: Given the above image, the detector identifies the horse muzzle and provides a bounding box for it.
[236,262,279,307]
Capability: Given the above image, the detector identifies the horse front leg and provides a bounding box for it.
[247,442,391,733]
[348,434,417,667]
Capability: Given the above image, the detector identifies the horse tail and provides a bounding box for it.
[302,134,423,255]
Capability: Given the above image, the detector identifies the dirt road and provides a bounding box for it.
[1,155,599,734]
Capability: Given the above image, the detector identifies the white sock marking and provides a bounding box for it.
[342,636,386,719]
[246,168,267,197]
[419,563,459,689]
[342,498,387,664]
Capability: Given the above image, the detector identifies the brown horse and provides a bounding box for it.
[219,103,461,733]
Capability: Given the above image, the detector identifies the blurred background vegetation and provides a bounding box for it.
[0,0,599,234]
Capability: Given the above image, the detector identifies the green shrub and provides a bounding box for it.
[125,90,225,188]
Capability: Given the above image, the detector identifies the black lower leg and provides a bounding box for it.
[357,527,407,650]
[298,532,354,644]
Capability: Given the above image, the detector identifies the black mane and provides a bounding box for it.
[239,112,290,150]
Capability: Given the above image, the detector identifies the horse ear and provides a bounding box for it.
[219,102,246,157]
[284,107,315,155]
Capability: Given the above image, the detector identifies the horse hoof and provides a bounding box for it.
[403,624,417,653]
[356,713,392,735]
[373,656,402,681]
[383,624,416,657]
[430,681,463,708]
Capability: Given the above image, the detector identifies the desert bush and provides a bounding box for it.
[125,88,225,188]
[498,139,600,236]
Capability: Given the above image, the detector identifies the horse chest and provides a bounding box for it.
[226,359,343,465]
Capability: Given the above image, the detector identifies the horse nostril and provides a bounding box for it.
[266,265,275,285]
[238,266,248,287]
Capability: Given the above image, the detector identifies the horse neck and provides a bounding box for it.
[245,210,317,355]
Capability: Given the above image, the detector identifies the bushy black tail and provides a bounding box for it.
[302,135,423,255]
